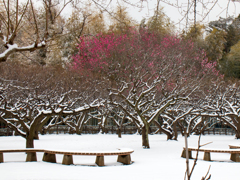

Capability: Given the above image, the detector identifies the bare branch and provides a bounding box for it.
[30,0,39,44]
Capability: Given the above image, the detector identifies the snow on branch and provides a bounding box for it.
[0,42,46,62]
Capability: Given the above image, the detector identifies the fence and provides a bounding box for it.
[43,125,140,135]
[0,126,235,136]
[202,128,235,135]
[0,128,13,136]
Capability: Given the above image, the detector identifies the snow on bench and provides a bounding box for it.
[181,147,240,162]
[0,148,134,166]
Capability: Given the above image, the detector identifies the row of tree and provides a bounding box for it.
[0,29,239,153]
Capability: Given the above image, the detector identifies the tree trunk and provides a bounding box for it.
[118,128,122,138]
[75,126,82,135]
[153,120,173,140]
[166,131,173,140]
[173,123,178,140]
[235,122,240,139]
[142,125,150,148]
[235,130,240,139]
[40,127,46,135]
[177,122,185,136]
[78,124,85,135]
[100,125,106,134]
[26,135,34,148]
[76,129,81,135]
[26,135,37,161]
[33,130,39,140]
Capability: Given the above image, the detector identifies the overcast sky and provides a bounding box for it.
[125,0,240,30]
[39,0,240,31]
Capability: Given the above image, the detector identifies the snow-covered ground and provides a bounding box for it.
[0,134,240,180]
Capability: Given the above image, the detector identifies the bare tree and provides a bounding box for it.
[0,0,73,62]
[200,81,240,138]
[0,63,104,161]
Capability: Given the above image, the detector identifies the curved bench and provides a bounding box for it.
[0,149,44,162]
[0,148,134,166]
[181,147,240,162]
[43,149,134,166]
[229,144,240,149]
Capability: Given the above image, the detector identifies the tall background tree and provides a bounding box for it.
[206,15,240,78]
[108,5,136,34]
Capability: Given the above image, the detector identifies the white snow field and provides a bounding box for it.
[0,134,240,180]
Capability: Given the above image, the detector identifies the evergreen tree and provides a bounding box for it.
[108,5,136,34]
[146,7,174,35]
[221,40,240,78]
[205,28,226,62]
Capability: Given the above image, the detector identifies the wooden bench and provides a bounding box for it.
[181,147,240,162]
[0,148,134,166]
[0,149,44,162]
[229,144,240,149]
[43,149,134,166]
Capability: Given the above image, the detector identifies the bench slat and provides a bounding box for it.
[183,147,240,153]
[44,150,134,156]
[0,149,45,153]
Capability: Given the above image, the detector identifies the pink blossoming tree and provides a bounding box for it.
[72,29,219,148]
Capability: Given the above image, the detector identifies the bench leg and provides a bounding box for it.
[62,155,73,165]
[42,153,56,163]
[181,150,193,159]
[0,153,3,163]
[117,155,131,165]
[95,156,104,166]
[231,153,240,162]
[26,152,37,162]
[230,153,236,161]
[203,152,211,161]
[235,153,240,162]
